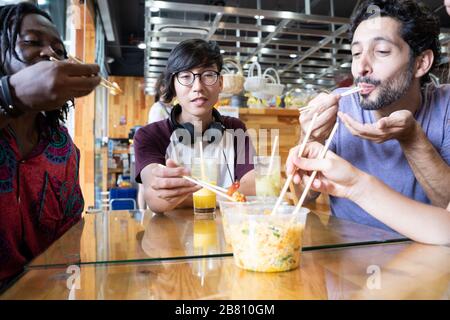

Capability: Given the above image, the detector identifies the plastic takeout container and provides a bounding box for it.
[224,204,309,272]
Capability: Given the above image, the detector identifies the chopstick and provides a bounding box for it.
[182,175,236,202]
[298,86,362,114]
[157,164,236,201]
[271,112,319,215]
[191,178,228,193]
[291,121,339,216]
[49,55,123,94]
[67,55,120,91]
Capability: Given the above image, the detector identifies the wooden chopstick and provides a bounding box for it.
[156,164,236,201]
[49,56,122,94]
[182,175,236,202]
[67,55,122,93]
[190,177,228,193]
[292,121,339,216]
[298,86,362,114]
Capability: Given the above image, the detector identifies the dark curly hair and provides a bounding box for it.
[350,0,441,84]
[161,39,223,103]
[154,73,165,102]
[0,2,71,130]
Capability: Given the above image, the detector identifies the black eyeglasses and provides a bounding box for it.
[174,70,220,86]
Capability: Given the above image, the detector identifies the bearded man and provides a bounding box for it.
[292,0,450,231]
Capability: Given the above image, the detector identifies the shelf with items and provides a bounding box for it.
[107,138,132,190]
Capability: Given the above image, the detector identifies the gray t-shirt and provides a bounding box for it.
[329,83,450,231]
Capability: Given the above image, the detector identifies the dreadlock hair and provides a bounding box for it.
[0,2,71,130]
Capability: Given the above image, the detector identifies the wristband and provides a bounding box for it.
[0,75,24,118]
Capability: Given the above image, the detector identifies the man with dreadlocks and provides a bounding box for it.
[0,2,100,289]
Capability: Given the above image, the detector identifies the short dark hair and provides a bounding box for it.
[154,73,165,102]
[350,0,441,84]
[161,39,223,102]
[0,2,70,130]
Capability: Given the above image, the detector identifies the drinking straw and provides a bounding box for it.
[267,135,279,175]
[199,140,206,181]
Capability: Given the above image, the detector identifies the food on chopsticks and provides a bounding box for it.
[226,181,240,196]
[49,55,123,95]
[230,190,246,202]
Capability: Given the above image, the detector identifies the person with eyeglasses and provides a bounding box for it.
[134,39,256,213]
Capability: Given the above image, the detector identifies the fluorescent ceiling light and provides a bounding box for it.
[289,54,298,58]
[254,15,265,20]
[138,42,147,49]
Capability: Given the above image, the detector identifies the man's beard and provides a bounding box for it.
[355,59,414,111]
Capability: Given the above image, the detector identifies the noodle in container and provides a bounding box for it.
[225,204,309,272]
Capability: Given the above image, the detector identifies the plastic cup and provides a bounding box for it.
[254,156,281,197]
[225,204,309,272]
[191,157,218,219]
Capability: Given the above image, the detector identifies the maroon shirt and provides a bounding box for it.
[134,116,255,183]
[0,115,83,283]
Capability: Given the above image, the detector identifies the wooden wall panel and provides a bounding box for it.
[238,108,301,171]
[73,1,96,209]
[107,77,153,138]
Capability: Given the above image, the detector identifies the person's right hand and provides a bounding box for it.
[9,60,101,112]
[149,159,201,203]
[286,141,366,201]
[299,92,340,143]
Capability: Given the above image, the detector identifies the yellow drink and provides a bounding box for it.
[193,187,217,214]
[255,172,281,197]
[254,155,281,197]
[191,157,218,218]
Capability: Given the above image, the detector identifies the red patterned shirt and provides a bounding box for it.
[0,115,83,282]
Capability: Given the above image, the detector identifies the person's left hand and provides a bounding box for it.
[338,110,418,143]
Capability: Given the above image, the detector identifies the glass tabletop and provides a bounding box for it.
[28,208,408,268]
[5,242,449,300]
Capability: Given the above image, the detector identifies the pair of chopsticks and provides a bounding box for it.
[291,121,339,216]
[298,86,362,115]
[49,55,123,95]
[157,164,236,202]
[272,95,342,215]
